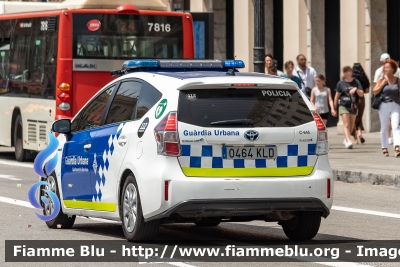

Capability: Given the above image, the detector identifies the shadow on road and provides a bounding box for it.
[70,221,362,245]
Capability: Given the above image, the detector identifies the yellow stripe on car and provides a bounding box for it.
[181,166,314,177]
[63,200,117,212]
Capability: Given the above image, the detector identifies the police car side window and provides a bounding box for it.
[104,81,142,125]
[75,85,115,132]
[136,82,162,119]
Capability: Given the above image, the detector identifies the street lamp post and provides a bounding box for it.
[253,0,265,73]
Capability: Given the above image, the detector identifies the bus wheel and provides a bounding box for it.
[42,174,76,229]
[13,114,29,162]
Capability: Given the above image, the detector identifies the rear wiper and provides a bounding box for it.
[210,119,254,126]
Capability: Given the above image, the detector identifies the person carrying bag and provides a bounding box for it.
[373,59,400,157]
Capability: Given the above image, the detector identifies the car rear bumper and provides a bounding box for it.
[145,197,330,222]
[138,155,333,220]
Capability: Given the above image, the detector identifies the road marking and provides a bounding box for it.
[0,196,34,208]
[332,205,400,219]
[0,196,194,267]
[0,196,396,267]
[165,263,196,267]
[0,174,21,180]
[0,159,33,168]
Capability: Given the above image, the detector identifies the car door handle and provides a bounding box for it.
[118,136,127,147]
[83,143,91,150]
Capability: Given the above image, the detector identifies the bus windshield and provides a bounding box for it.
[73,14,183,59]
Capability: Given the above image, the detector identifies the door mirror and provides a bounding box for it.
[52,119,71,134]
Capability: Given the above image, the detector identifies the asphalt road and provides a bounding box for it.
[0,147,399,267]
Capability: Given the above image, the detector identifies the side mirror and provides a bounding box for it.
[52,119,71,134]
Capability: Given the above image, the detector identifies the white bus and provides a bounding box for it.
[0,0,194,161]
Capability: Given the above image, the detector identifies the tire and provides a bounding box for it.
[42,174,76,229]
[120,174,159,241]
[194,221,220,227]
[13,114,29,162]
[281,211,321,240]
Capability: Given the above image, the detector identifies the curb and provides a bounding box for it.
[333,170,400,188]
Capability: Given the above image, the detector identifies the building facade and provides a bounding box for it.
[165,0,397,133]
[7,0,398,132]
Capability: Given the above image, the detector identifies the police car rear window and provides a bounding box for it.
[178,89,313,128]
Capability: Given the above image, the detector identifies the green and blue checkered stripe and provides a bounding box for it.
[179,144,317,168]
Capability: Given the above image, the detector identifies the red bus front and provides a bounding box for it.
[56,7,194,120]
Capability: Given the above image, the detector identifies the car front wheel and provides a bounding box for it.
[281,211,321,240]
[42,174,76,229]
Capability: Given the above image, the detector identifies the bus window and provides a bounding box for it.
[7,17,58,99]
[73,14,183,59]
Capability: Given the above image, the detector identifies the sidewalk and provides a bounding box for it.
[328,127,400,188]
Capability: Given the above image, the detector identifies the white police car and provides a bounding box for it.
[46,59,333,241]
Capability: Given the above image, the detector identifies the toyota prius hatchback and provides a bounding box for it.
[46,59,333,241]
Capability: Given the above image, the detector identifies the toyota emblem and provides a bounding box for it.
[244,130,259,141]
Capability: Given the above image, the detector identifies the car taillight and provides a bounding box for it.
[313,112,328,155]
[313,113,326,131]
[154,112,180,156]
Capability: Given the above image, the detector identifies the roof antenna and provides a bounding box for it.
[226,55,236,76]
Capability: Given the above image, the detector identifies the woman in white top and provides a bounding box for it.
[310,74,336,125]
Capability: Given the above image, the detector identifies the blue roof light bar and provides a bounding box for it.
[224,60,245,68]
[122,59,159,69]
[112,59,245,76]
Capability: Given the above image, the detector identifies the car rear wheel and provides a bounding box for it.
[281,211,321,240]
[42,174,76,229]
[121,174,159,241]
[194,221,220,227]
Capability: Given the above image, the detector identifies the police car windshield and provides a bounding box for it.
[178,89,314,128]
[73,14,183,59]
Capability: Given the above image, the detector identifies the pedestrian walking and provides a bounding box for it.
[310,74,336,125]
[293,54,317,99]
[351,63,370,144]
[373,53,400,82]
[284,60,302,88]
[264,54,284,76]
[334,66,364,149]
[373,53,400,145]
[373,59,400,157]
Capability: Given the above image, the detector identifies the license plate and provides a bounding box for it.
[222,146,277,160]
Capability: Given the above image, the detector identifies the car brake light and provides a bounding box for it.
[154,112,180,156]
[313,112,328,155]
[313,113,326,131]
[232,83,256,87]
